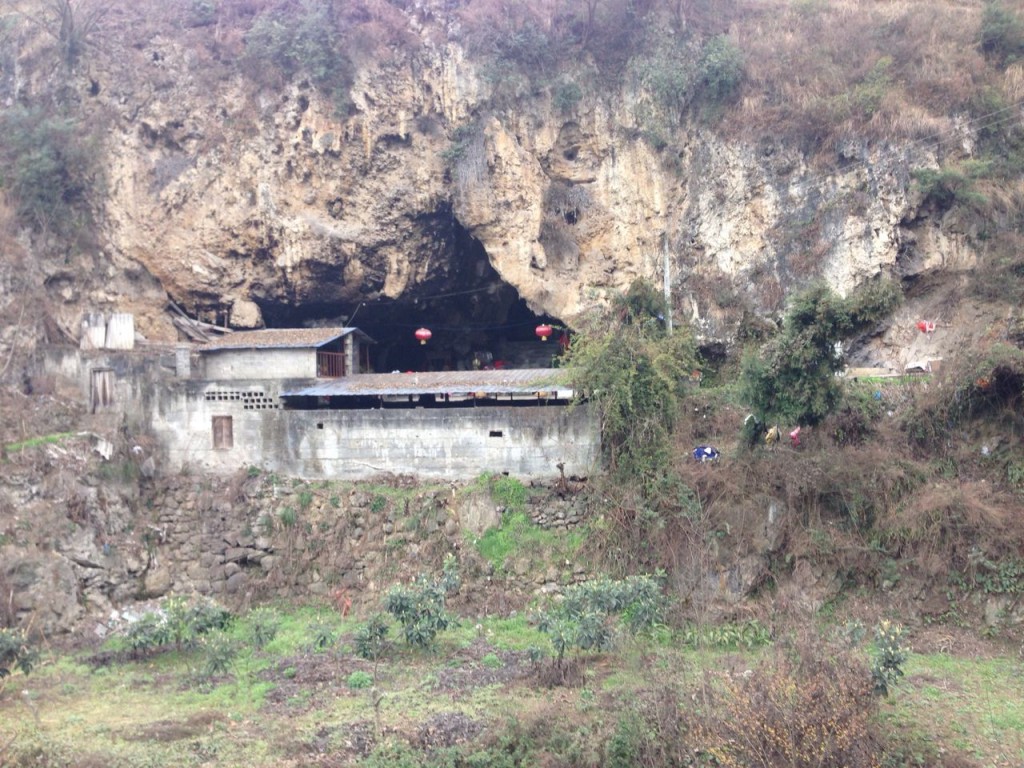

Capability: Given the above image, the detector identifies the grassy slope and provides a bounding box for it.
[1,606,1022,767]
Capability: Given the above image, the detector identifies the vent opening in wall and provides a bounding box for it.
[317,422,324,429]
[212,415,233,449]
[489,430,503,438]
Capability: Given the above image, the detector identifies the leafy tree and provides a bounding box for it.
[0,107,96,235]
[981,1,1024,67]
[870,620,909,697]
[243,0,351,99]
[567,279,699,491]
[696,34,744,105]
[0,628,38,689]
[741,280,901,426]
[354,614,391,661]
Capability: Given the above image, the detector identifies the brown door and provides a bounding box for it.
[90,368,114,413]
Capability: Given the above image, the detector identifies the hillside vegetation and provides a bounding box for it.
[3,1,1024,766]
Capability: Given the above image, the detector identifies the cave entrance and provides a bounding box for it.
[256,219,564,373]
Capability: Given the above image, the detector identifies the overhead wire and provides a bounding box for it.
[715,96,1024,212]
[701,97,1024,258]
[346,97,1024,329]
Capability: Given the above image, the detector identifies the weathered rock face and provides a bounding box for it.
[55,13,970,360]
[4,0,995,370]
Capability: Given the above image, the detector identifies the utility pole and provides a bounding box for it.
[662,239,673,336]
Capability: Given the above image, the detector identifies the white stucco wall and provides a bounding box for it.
[201,348,318,380]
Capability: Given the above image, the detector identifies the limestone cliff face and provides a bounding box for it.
[29,6,981,368]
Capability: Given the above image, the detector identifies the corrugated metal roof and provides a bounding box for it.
[282,368,575,397]
[199,327,368,352]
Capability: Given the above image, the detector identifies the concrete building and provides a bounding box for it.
[47,325,599,482]
[197,327,373,380]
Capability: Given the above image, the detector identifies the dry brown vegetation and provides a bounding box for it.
[574,333,1024,635]
[732,0,992,148]
[696,631,885,768]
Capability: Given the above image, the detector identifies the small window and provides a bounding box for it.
[489,430,503,438]
[317,422,324,429]
[212,415,233,449]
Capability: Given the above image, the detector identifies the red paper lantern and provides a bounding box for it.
[535,324,553,341]
[414,327,432,345]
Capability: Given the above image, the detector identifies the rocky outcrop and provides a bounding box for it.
[21,16,947,339]
[5,1,1001,371]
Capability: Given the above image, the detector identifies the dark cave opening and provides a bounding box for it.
[253,219,565,373]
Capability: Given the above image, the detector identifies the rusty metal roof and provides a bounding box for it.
[281,368,575,398]
[199,327,370,352]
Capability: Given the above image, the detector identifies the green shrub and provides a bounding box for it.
[537,574,667,667]
[489,475,527,511]
[163,596,198,651]
[974,557,1024,595]
[628,34,695,121]
[568,279,699,492]
[870,620,909,696]
[474,510,560,570]
[848,56,892,119]
[346,670,373,689]
[441,122,482,168]
[308,617,336,650]
[697,35,744,105]
[125,612,170,657]
[981,1,1024,67]
[245,1,329,80]
[123,598,231,658]
[681,619,773,650]
[912,161,991,211]
[605,711,653,768]
[201,631,238,678]
[0,628,38,682]
[383,557,460,650]
[247,607,280,650]
[354,614,391,661]
[481,653,502,670]
[493,20,554,76]
[242,0,352,101]
[185,0,217,27]
[553,81,582,113]
[361,740,425,768]
[186,600,232,635]
[278,507,297,528]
